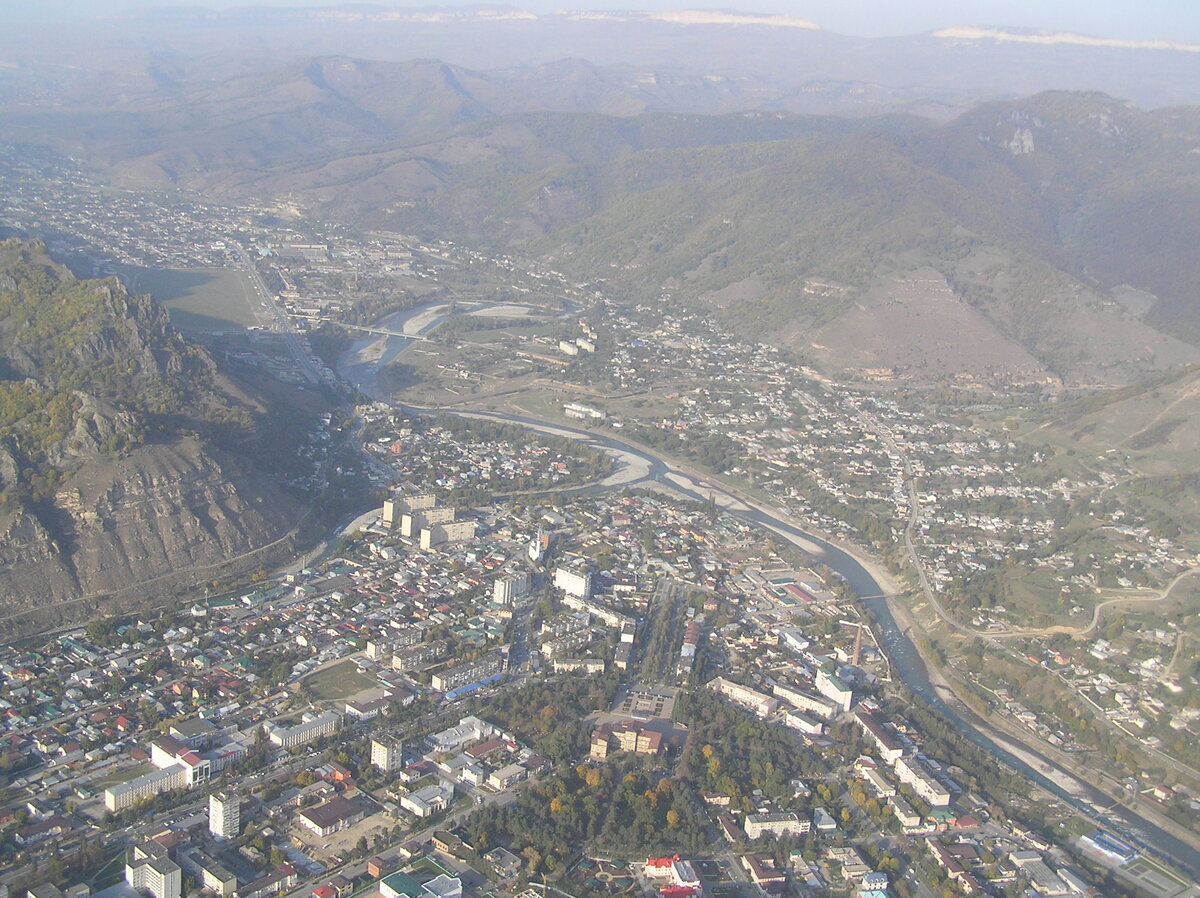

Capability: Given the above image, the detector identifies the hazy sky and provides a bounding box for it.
[8,0,1200,43]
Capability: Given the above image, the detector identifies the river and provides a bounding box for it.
[337,310,1200,881]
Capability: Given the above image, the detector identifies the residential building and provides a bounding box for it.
[772,683,840,720]
[209,790,240,840]
[854,710,904,763]
[126,842,182,898]
[105,764,187,813]
[383,494,435,529]
[895,757,951,807]
[265,710,341,748]
[553,566,592,599]
[486,763,527,790]
[371,736,405,773]
[430,654,504,694]
[745,812,808,839]
[392,640,447,672]
[816,669,853,713]
[707,677,779,718]
[401,507,454,538]
[181,851,236,897]
[420,521,476,550]
[493,571,530,605]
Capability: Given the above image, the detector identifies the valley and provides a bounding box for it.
[1,12,1199,897]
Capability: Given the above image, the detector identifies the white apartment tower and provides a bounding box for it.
[553,565,592,599]
[209,790,240,840]
[493,571,531,605]
[371,736,405,773]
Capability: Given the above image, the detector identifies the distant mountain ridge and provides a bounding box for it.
[4,3,1200,114]
[3,54,1199,385]
[131,84,1191,387]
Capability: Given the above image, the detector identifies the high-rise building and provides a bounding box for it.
[383,493,436,529]
[371,736,405,774]
[401,506,454,538]
[209,790,240,840]
[126,843,181,898]
[419,520,476,549]
[493,571,531,605]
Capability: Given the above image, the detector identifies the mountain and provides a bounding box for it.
[0,55,928,192]
[0,239,311,632]
[486,103,1200,385]
[245,90,1191,387]
[2,47,1199,386]
[4,6,1200,120]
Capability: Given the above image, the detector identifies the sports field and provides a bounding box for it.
[302,659,377,701]
[118,265,263,333]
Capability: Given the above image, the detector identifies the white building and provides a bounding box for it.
[554,566,592,599]
[420,520,476,550]
[265,710,341,748]
[854,709,904,763]
[126,843,181,898]
[486,763,527,791]
[493,571,531,605]
[399,781,454,818]
[816,669,853,713]
[402,507,455,538]
[383,493,436,529]
[745,812,809,839]
[426,716,497,753]
[772,683,841,719]
[208,790,240,840]
[150,735,210,786]
[105,763,187,813]
[895,757,951,807]
[708,677,779,717]
[372,737,405,774]
[782,709,824,734]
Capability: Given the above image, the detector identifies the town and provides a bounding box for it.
[0,144,1198,898]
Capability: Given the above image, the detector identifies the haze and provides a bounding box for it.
[6,0,1200,43]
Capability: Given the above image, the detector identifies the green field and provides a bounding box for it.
[92,761,152,789]
[302,659,377,701]
[117,265,263,333]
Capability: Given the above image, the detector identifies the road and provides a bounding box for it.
[234,244,321,384]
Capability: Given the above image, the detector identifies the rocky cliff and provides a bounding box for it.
[0,239,309,631]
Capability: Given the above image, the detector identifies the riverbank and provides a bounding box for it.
[904,592,1200,846]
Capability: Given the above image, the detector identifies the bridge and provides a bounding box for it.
[310,318,433,341]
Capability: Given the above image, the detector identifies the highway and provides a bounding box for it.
[234,244,322,384]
